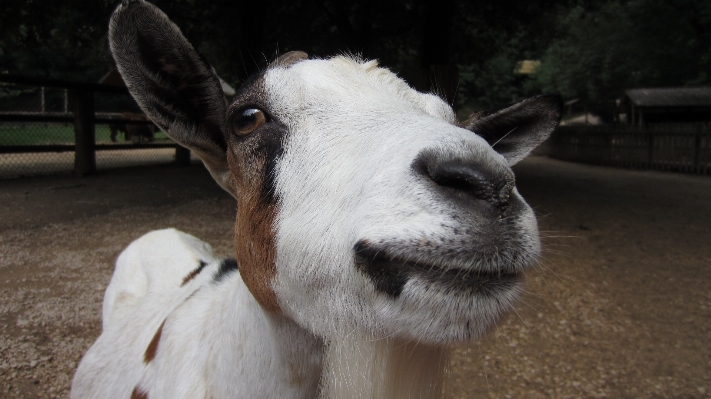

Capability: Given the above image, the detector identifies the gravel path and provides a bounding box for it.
[0,157,709,398]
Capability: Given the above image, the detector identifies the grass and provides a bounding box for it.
[0,123,171,146]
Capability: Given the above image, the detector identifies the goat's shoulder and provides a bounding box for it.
[101,228,221,327]
[72,229,247,398]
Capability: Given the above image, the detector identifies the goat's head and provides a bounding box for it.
[109,0,561,344]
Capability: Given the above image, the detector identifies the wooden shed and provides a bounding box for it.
[622,87,711,125]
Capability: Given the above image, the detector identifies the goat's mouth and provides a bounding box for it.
[353,240,522,299]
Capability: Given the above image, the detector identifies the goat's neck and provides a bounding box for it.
[209,277,324,398]
[228,272,448,399]
[320,333,449,399]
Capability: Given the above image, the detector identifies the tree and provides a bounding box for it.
[2,0,708,120]
[535,0,711,120]
[0,0,118,80]
[451,0,568,110]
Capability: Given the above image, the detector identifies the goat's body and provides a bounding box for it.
[72,229,322,399]
[72,2,562,397]
[73,229,447,399]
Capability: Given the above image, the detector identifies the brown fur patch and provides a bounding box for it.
[181,269,200,286]
[144,320,166,363]
[228,150,281,313]
[131,386,149,399]
[180,261,207,286]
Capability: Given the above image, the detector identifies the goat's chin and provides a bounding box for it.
[372,273,525,343]
[351,233,537,342]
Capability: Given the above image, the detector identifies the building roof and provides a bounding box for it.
[625,87,711,107]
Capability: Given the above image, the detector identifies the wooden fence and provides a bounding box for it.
[0,75,190,176]
[548,124,711,175]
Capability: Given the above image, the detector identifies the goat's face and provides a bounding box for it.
[110,0,561,343]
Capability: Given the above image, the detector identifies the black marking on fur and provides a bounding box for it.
[181,260,209,286]
[259,133,284,202]
[227,74,288,204]
[213,258,239,282]
[354,240,521,299]
[354,241,408,298]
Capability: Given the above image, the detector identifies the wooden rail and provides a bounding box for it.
[0,75,128,94]
[549,125,711,175]
[1,143,181,154]
[0,76,191,175]
[0,113,155,125]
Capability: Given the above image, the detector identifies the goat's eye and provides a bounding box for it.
[233,108,267,135]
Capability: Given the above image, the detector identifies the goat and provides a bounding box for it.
[71,1,562,398]
[109,112,157,143]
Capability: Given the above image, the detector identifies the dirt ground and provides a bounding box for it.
[0,156,709,398]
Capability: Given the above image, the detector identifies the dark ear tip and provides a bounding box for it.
[113,0,154,21]
[110,0,168,44]
[533,94,563,110]
[114,0,145,14]
[112,0,144,23]
[530,94,564,122]
[119,0,150,8]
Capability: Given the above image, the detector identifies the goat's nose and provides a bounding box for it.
[421,158,515,211]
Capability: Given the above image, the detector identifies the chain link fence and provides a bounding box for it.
[0,78,198,179]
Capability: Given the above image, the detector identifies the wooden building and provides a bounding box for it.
[622,87,711,125]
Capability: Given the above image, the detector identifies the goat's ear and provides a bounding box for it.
[109,0,234,196]
[463,95,562,166]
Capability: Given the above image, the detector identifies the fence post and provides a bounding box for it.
[175,146,191,165]
[647,132,654,167]
[71,89,96,176]
[693,124,701,173]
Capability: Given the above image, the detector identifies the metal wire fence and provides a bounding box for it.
[0,122,198,178]
[0,77,197,179]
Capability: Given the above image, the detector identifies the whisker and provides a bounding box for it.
[492,126,518,147]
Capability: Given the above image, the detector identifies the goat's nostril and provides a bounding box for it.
[425,160,515,210]
[431,166,491,198]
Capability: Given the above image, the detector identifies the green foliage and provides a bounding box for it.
[457,35,541,110]
[535,0,711,119]
[452,0,567,110]
[0,0,118,80]
[1,0,708,119]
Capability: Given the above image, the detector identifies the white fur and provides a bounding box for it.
[73,57,543,399]
[269,58,533,341]
[72,229,322,399]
